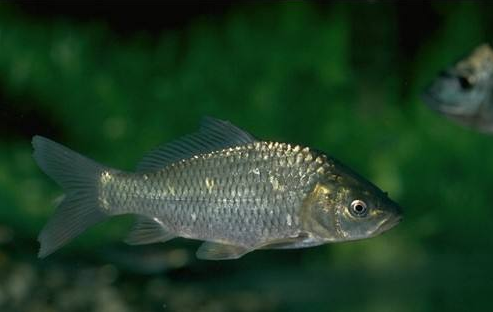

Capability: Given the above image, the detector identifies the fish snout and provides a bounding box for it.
[379,212,402,233]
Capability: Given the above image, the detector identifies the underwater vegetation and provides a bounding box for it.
[1,1,493,312]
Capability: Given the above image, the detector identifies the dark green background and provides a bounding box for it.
[0,2,492,312]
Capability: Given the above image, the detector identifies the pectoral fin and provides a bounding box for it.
[260,233,317,249]
[196,242,252,260]
[124,216,176,245]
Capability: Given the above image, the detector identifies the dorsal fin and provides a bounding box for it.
[136,117,257,172]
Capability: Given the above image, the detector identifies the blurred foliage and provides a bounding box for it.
[0,1,493,312]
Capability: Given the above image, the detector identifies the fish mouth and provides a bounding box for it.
[378,214,402,233]
[422,89,473,116]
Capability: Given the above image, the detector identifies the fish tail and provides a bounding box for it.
[32,136,109,258]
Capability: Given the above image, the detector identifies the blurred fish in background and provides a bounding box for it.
[423,44,493,133]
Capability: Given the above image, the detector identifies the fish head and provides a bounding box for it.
[330,178,402,241]
[422,44,493,118]
[305,160,402,242]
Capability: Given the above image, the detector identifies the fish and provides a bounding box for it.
[33,117,402,260]
[422,43,493,133]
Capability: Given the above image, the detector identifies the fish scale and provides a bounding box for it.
[100,142,323,246]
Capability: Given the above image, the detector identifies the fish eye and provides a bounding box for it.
[349,200,368,217]
[458,76,473,90]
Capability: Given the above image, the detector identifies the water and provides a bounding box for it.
[0,2,493,311]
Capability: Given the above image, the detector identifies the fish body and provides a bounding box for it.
[423,44,493,133]
[101,142,319,247]
[33,117,401,260]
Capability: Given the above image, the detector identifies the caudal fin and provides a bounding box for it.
[32,136,109,258]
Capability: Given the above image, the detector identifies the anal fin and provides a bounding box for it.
[196,242,252,260]
[124,216,176,245]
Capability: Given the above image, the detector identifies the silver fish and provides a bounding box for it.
[33,117,401,260]
[423,44,493,133]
